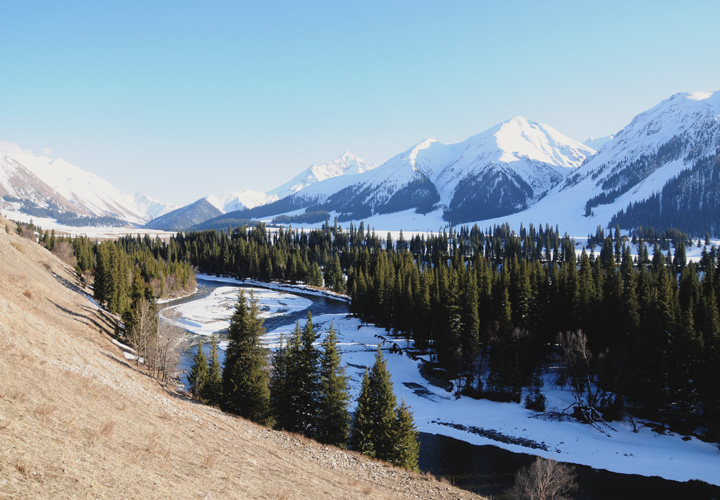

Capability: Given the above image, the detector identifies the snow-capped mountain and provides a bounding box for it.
[0,155,87,216]
[5,90,719,236]
[212,117,595,227]
[267,151,376,200]
[481,90,720,236]
[0,148,178,226]
[205,191,277,213]
[134,193,178,220]
[583,135,615,151]
[4,151,148,224]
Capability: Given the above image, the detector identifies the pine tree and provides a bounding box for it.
[350,368,375,456]
[350,345,397,461]
[201,336,223,405]
[188,341,208,399]
[391,399,420,470]
[285,313,320,436]
[316,324,350,447]
[221,289,271,425]
[270,333,292,430]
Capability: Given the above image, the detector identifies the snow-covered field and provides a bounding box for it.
[0,208,176,239]
[162,284,312,336]
[169,275,720,487]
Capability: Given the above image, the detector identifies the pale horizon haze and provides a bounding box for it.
[2,1,719,205]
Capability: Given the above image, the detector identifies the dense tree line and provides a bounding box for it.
[174,221,720,440]
[73,235,197,316]
[610,152,720,237]
[347,227,720,437]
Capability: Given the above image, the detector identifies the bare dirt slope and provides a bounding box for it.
[0,216,483,500]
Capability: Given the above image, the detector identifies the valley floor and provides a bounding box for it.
[170,273,720,488]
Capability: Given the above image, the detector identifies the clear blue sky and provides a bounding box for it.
[2,0,719,205]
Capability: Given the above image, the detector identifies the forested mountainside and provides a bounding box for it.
[610,151,720,237]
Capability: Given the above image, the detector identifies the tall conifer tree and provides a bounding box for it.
[221,289,271,425]
[202,336,223,405]
[270,333,292,430]
[285,313,320,436]
[316,324,350,447]
[350,345,397,461]
[188,340,208,399]
[392,399,420,470]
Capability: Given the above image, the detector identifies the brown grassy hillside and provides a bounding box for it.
[0,216,483,500]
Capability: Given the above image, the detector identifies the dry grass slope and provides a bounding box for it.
[0,215,484,500]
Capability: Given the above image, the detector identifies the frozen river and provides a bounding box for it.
[161,275,720,499]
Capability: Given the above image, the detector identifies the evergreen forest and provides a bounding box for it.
[167,221,720,441]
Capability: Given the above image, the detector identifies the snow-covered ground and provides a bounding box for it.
[0,208,176,239]
[169,275,720,487]
[162,284,312,336]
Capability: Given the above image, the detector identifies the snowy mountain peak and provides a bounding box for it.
[584,135,615,151]
[0,146,178,225]
[268,151,376,199]
[686,90,716,101]
[133,193,178,220]
[585,89,720,176]
[205,190,276,214]
[486,116,595,169]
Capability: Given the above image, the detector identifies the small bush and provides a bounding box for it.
[524,392,546,412]
[23,289,33,299]
[509,457,578,500]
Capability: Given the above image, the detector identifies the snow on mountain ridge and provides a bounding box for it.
[0,155,91,218]
[420,116,595,204]
[0,147,178,225]
[584,135,615,151]
[268,151,376,199]
[491,116,594,168]
[573,90,720,185]
[479,90,720,237]
[4,152,149,224]
[263,116,596,226]
[205,191,277,213]
[134,193,178,219]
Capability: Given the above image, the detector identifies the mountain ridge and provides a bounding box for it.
[3,89,720,236]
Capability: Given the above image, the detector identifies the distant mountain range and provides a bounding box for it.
[2,90,719,236]
[0,150,175,226]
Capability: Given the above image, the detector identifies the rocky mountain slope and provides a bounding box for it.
[144,198,223,231]
[0,214,481,500]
